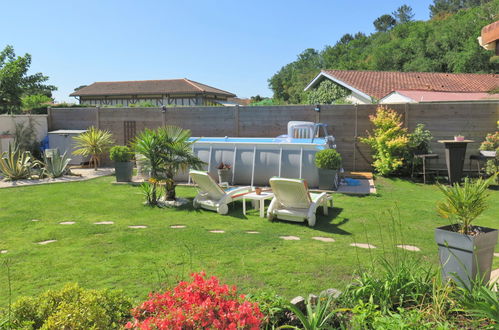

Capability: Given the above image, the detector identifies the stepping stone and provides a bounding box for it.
[59,221,75,225]
[279,236,300,241]
[312,236,335,242]
[0,250,7,254]
[209,230,225,233]
[31,219,40,222]
[397,244,421,252]
[350,243,376,249]
[36,240,57,245]
[94,221,114,225]
[494,253,499,258]
[170,225,186,229]
[128,225,147,229]
[246,231,260,234]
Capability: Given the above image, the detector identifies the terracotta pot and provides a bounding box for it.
[255,187,262,195]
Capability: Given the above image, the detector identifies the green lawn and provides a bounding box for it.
[0,176,498,308]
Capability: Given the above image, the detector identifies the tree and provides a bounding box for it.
[429,0,491,18]
[373,14,397,32]
[392,5,415,24]
[72,127,114,170]
[0,45,56,114]
[307,80,351,104]
[133,126,205,201]
[21,94,52,113]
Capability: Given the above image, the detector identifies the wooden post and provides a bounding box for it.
[404,103,409,130]
[47,107,53,131]
[162,107,167,126]
[95,107,100,129]
[234,105,240,137]
[353,104,358,171]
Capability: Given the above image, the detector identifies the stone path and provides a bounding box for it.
[94,221,114,225]
[494,253,499,258]
[350,243,376,249]
[246,231,260,234]
[397,244,421,252]
[209,230,225,233]
[170,225,186,228]
[280,236,300,241]
[36,240,57,245]
[31,219,40,222]
[0,168,114,189]
[0,250,7,254]
[60,221,75,225]
[128,225,147,229]
[312,236,335,242]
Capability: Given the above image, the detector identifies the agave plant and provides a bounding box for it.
[0,144,36,180]
[42,149,71,178]
[72,127,114,170]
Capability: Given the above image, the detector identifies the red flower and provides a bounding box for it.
[126,272,263,329]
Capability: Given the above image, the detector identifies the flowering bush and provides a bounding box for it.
[126,272,263,329]
[359,106,409,176]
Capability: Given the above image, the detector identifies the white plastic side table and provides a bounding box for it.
[242,191,274,218]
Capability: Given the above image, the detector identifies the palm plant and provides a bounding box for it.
[133,126,204,201]
[436,175,496,235]
[72,127,114,170]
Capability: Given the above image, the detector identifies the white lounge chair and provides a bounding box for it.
[267,177,331,227]
[189,170,251,215]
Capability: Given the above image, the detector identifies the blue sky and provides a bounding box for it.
[1,0,433,102]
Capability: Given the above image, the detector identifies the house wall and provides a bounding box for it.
[0,115,48,153]
[47,102,499,172]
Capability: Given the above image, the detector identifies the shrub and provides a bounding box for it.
[246,290,290,328]
[9,283,132,329]
[314,149,342,170]
[359,106,409,176]
[479,131,499,177]
[110,145,134,162]
[126,271,263,329]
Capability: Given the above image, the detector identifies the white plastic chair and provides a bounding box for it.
[189,170,251,215]
[267,177,331,227]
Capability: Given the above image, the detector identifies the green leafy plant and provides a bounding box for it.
[247,290,290,329]
[307,80,351,105]
[13,118,41,158]
[314,149,342,170]
[109,145,133,162]
[458,280,499,324]
[42,149,71,178]
[133,126,204,201]
[9,283,132,329]
[21,94,52,113]
[359,106,409,176]
[343,257,434,313]
[436,175,496,235]
[72,127,114,170]
[479,131,499,177]
[0,144,37,180]
[283,294,337,329]
[138,180,163,206]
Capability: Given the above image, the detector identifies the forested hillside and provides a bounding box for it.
[268,0,499,104]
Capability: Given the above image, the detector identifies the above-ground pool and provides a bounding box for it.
[177,136,334,188]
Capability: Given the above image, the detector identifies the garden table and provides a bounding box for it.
[242,191,274,218]
[438,140,474,185]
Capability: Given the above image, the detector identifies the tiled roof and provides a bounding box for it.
[319,70,499,99]
[70,78,236,97]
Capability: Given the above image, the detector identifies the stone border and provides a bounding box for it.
[0,168,114,189]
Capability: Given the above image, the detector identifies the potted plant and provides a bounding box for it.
[110,145,134,182]
[217,162,231,184]
[315,149,342,190]
[435,175,497,288]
